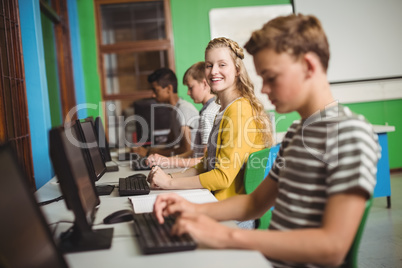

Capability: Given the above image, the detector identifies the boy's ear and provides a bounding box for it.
[166,84,174,93]
[202,79,209,89]
[303,52,318,78]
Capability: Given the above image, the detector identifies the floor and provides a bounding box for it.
[358,172,402,267]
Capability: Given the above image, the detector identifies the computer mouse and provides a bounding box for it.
[103,209,134,224]
[128,173,147,179]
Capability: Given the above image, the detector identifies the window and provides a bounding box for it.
[0,0,35,190]
[95,0,175,145]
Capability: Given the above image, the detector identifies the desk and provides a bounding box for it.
[36,164,273,268]
[372,125,395,208]
[274,124,395,207]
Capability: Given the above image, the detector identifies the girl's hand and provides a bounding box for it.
[153,193,197,223]
[147,166,172,189]
[172,213,232,249]
[147,153,165,167]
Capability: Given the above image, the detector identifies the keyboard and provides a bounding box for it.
[132,212,197,254]
[118,174,150,196]
[130,153,152,171]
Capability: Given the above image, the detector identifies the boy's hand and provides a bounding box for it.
[171,213,232,249]
[153,193,196,224]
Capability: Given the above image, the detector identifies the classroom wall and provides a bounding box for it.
[77,0,401,169]
[345,100,402,169]
[170,0,290,109]
[169,0,402,169]
[76,0,103,119]
[41,14,62,127]
[19,0,54,189]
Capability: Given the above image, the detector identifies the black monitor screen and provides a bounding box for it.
[63,128,99,221]
[49,126,113,253]
[79,120,106,180]
[0,144,68,268]
[94,116,112,162]
[51,126,99,226]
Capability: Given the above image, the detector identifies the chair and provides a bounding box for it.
[343,197,373,268]
[244,144,280,229]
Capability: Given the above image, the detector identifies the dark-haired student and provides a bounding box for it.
[152,14,380,268]
[132,68,198,157]
[147,62,220,168]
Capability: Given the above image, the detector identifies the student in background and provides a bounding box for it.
[147,62,220,168]
[147,37,273,202]
[152,14,380,267]
[132,68,199,157]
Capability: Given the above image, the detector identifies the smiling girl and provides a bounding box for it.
[147,37,273,203]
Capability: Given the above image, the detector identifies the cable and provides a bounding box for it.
[48,220,74,227]
[37,195,64,206]
[48,220,74,237]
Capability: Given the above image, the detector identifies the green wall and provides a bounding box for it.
[76,0,103,118]
[41,14,62,127]
[77,0,401,169]
[345,100,402,169]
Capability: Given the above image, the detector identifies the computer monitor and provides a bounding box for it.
[49,126,113,253]
[75,119,106,181]
[133,98,172,145]
[94,116,112,162]
[0,143,69,267]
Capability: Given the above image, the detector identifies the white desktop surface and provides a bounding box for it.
[36,163,273,268]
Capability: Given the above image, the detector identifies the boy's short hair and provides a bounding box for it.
[244,14,330,72]
[148,68,178,93]
[183,62,206,85]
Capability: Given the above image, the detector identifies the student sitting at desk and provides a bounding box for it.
[132,68,199,157]
[152,14,380,267]
[147,62,220,168]
[147,37,273,201]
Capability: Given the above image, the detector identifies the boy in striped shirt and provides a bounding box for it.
[152,14,380,268]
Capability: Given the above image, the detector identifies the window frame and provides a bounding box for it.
[94,0,175,102]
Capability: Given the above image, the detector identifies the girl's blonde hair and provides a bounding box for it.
[205,37,273,147]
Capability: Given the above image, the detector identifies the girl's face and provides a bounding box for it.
[205,47,238,94]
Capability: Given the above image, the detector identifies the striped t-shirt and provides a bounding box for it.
[268,104,380,268]
[192,97,220,157]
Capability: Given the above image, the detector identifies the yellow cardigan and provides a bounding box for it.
[195,98,265,201]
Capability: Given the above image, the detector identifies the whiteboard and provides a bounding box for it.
[293,0,402,83]
[209,5,293,110]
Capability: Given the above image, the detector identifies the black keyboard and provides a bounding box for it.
[118,174,150,196]
[132,212,197,254]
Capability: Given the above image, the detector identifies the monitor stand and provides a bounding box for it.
[58,225,114,253]
[96,185,115,196]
